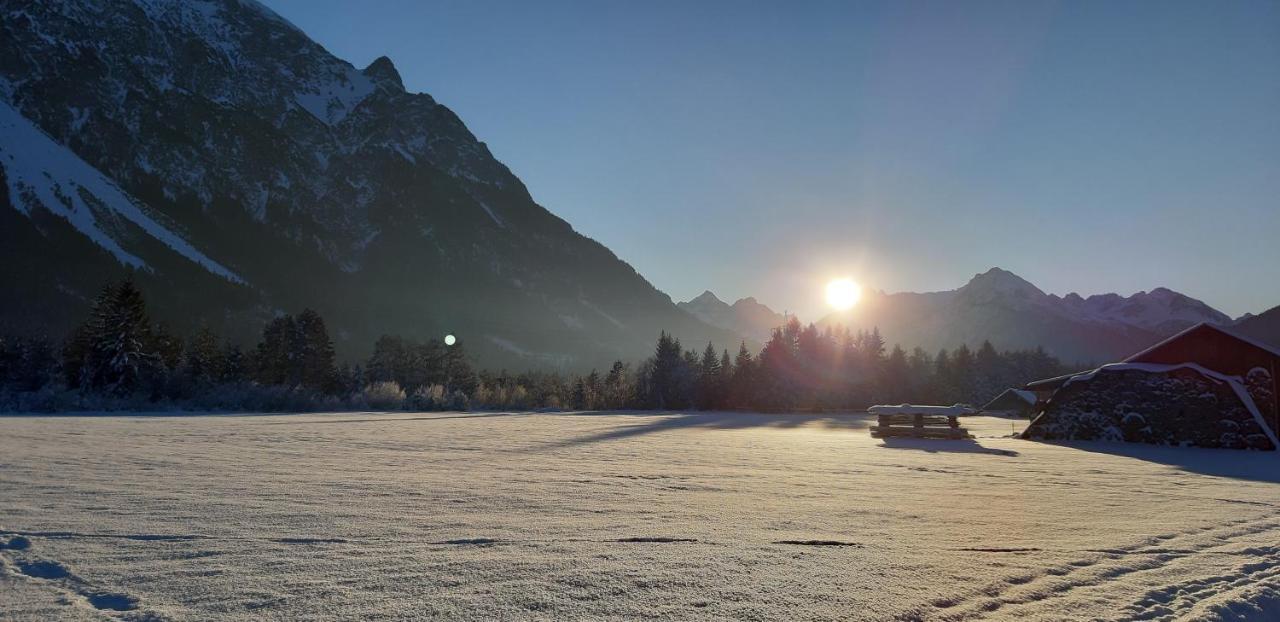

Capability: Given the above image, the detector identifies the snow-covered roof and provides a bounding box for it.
[982,389,1037,410]
[1124,322,1280,363]
[1057,362,1279,449]
[869,404,977,416]
[1025,371,1086,391]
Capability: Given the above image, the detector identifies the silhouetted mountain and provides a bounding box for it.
[677,291,785,342]
[817,268,1232,364]
[1233,305,1280,351]
[0,0,739,369]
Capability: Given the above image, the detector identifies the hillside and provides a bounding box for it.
[0,0,738,369]
[1234,305,1280,351]
[815,268,1231,364]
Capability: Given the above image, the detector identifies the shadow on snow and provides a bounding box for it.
[538,410,872,449]
[1034,439,1280,484]
[876,437,1020,457]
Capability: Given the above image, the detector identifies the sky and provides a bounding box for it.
[262,0,1279,319]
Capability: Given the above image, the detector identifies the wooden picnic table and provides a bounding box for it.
[867,405,972,439]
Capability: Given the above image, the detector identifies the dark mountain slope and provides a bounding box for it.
[0,0,737,369]
[1234,305,1280,351]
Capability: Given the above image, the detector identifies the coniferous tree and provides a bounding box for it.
[907,346,934,401]
[605,360,629,409]
[365,335,406,385]
[584,369,601,410]
[443,337,478,396]
[0,336,56,392]
[571,377,588,410]
[931,348,953,403]
[295,309,336,392]
[253,315,297,386]
[730,341,755,408]
[648,332,684,408]
[696,341,722,410]
[153,324,184,375]
[758,326,796,411]
[82,278,161,393]
[184,324,224,384]
[951,344,975,403]
[973,340,1003,404]
[718,348,733,409]
[880,345,911,404]
[220,342,247,383]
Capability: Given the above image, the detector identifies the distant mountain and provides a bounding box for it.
[0,0,740,369]
[677,291,785,343]
[816,268,1234,364]
[1233,305,1280,351]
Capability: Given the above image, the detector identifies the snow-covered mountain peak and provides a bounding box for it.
[363,56,404,90]
[1,0,742,368]
[689,290,724,306]
[957,267,1049,307]
[676,291,783,343]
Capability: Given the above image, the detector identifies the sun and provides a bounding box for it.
[825,278,861,311]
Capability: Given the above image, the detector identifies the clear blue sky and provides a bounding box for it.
[262,0,1279,319]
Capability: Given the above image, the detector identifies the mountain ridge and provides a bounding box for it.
[681,268,1242,364]
[0,0,741,370]
[823,268,1231,363]
[676,291,786,343]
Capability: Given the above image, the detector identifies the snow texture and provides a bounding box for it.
[870,404,978,416]
[293,65,375,126]
[6,412,1276,620]
[0,101,244,283]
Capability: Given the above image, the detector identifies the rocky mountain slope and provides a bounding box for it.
[0,0,740,369]
[814,268,1232,364]
[1234,305,1280,351]
[676,291,784,343]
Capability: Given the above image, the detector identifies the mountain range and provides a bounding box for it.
[0,0,740,370]
[1,1,1271,372]
[676,292,787,343]
[1234,305,1280,351]
[680,268,1249,364]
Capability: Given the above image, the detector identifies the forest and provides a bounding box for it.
[0,278,1068,413]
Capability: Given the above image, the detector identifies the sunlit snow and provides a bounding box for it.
[1,412,1277,620]
[0,101,244,283]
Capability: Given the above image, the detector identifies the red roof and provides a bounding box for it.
[1124,323,1280,379]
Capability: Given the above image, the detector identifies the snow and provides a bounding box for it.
[473,198,505,227]
[579,298,626,329]
[0,101,244,283]
[983,389,1037,410]
[487,335,532,357]
[1,412,1278,620]
[1059,362,1280,449]
[870,404,978,416]
[294,66,374,126]
[1057,289,1229,332]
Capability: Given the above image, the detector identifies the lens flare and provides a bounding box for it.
[825,279,861,311]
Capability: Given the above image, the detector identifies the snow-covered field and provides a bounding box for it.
[1,411,1278,621]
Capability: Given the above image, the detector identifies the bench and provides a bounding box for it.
[867,405,974,439]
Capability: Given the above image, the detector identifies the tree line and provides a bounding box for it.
[0,279,1066,413]
[628,317,1066,412]
[0,278,477,411]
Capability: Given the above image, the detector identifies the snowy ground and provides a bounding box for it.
[1,411,1278,621]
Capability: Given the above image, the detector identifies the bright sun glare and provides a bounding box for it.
[825,278,861,311]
